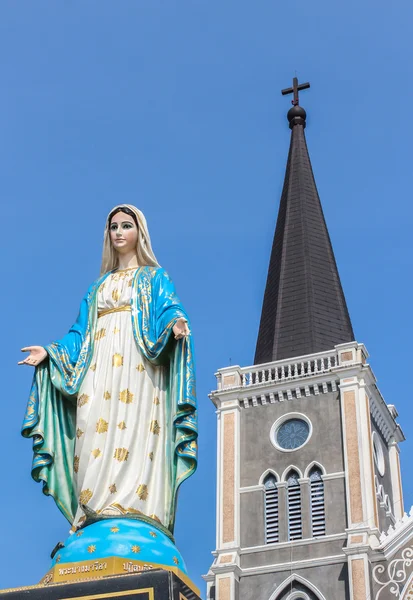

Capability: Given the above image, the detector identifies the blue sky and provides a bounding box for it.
[1,0,412,594]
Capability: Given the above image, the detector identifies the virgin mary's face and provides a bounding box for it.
[109,211,139,255]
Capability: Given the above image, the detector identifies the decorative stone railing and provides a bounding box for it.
[214,343,368,392]
[241,351,338,388]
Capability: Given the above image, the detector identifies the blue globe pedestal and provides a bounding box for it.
[48,518,189,580]
[0,519,201,600]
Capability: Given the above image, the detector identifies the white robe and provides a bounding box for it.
[73,268,171,529]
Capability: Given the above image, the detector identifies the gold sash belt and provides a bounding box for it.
[98,305,131,318]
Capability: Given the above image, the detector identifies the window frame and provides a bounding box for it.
[270,412,313,453]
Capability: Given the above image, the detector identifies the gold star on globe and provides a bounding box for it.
[131,545,141,554]
[149,531,157,538]
[110,526,120,533]
[87,545,96,554]
[173,556,179,565]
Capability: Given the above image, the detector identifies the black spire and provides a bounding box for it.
[254,79,354,364]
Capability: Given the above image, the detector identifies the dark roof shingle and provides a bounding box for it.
[254,106,354,364]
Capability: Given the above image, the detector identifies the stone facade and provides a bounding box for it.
[204,342,411,600]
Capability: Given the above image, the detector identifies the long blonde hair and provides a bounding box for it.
[100,204,160,275]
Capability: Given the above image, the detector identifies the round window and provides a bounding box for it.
[270,414,312,452]
[372,431,385,476]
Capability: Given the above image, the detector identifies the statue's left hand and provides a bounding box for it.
[173,317,190,340]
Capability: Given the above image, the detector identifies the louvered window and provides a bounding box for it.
[264,474,279,544]
[287,470,302,540]
[310,467,326,537]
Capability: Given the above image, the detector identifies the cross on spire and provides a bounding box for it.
[281,77,310,106]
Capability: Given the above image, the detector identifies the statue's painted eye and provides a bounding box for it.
[110,224,118,231]
[123,223,133,229]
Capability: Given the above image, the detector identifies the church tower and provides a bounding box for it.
[204,80,412,600]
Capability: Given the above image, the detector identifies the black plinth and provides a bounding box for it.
[0,569,201,600]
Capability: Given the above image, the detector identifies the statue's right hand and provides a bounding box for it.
[18,346,48,367]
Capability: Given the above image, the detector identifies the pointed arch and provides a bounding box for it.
[259,468,280,486]
[268,573,327,600]
[281,465,303,482]
[304,461,326,479]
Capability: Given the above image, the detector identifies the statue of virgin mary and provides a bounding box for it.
[20,205,197,538]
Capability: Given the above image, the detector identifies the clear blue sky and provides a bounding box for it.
[1,0,412,594]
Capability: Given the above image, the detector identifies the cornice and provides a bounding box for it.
[241,533,347,555]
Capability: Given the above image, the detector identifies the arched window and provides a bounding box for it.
[264,473,279,544]
[309,467,325,537]
[287,470,302,540]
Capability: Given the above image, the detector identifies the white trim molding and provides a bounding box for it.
[304,461,326,478]
[259,469,280,485]
[268,572,327,600]
[241,532,347,554]
[321,471,345,481]
[281,465,304,482]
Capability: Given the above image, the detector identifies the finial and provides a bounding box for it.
[281,77,310,129]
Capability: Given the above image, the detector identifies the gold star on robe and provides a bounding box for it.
[92,448,101,459]
[136,484,148,501]
[94,328,106,341]
[109,484,117,494]
[153,396,160,405]
[76,428,84,439]
[136,363,145,372]
[119,389,133,404]
[79,489,93,505]
[112,353,123,367]
[104,391,111,400]
[96,418,109,434]
[114,448,129,462]
[74,456,80,473]
[112,288,120,302]
[150,420,161,435]
[77,394,89,407]
[118,421,127,430]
